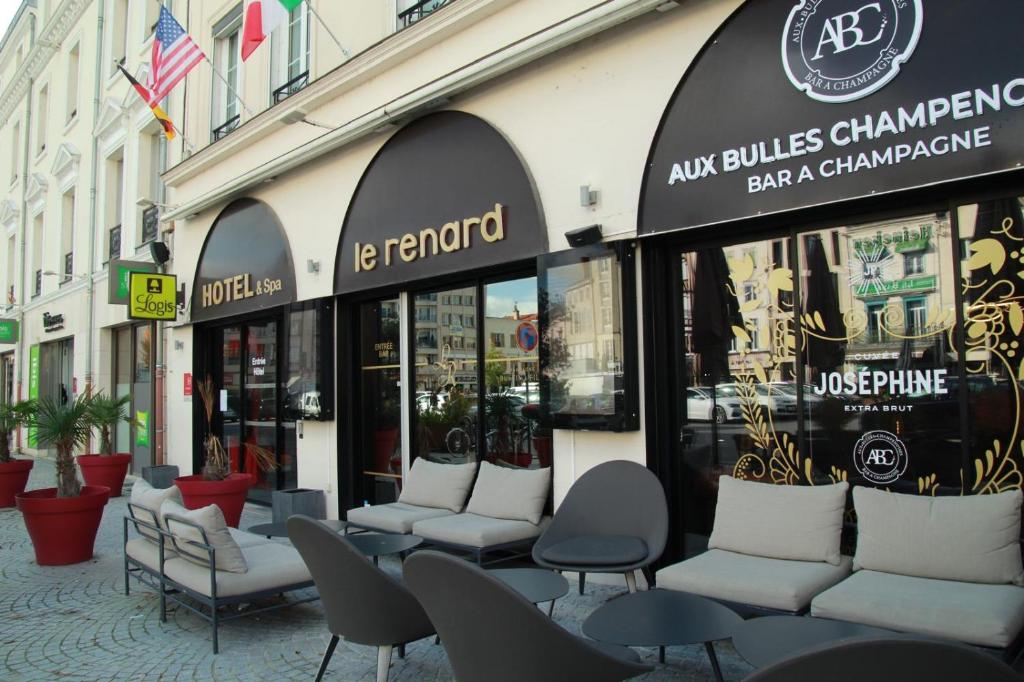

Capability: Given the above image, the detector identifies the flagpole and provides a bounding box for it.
[203,54,256,119]
[171,122,197,154]
[305,2,350,59]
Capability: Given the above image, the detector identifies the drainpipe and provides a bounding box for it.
[84,0,105,398]
[15,10,36,450]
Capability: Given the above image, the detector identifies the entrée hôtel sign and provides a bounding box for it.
[200,273,284,309]
[353,203,506,273]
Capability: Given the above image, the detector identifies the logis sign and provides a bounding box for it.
[128,272,178,321]
[782,0,923,103]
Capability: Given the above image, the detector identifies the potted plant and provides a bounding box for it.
[0,400,36,507]
[15,393,110,565]
[373,396,400,473]
[175,376,275,527]
[76,393,134,497]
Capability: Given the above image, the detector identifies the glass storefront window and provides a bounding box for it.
[359,298,403,505]
[114,326,131,452]
[413,287,478,466]
[134,325,152,383]
[958,197,1024,496]
[484,278,542,468]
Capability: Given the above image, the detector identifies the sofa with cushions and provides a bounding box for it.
[346,459,551,564]
[123,479,316,653]
[656,476,853,614]
[811,486,1024,655]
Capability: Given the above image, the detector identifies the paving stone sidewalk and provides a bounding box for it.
[0,457,754,681]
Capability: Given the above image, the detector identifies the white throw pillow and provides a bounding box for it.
[466,461,550,525]
[160,500,248,573]
[709,476,848,565]
[130,478,183,541]
[853,486,1024,585]
[398,459,478,512]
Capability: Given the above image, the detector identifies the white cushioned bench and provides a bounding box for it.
[811,487,1024,654]
[346,459,476,533]
[656,476,851,614]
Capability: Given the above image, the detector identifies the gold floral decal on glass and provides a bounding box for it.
[962,215,1024,495]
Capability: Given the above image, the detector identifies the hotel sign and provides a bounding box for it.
[0,319,17,344]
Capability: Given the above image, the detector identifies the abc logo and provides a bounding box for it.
[853,431,908,484]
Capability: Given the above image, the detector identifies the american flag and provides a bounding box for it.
[147,6,205,106]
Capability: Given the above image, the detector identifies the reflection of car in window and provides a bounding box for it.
[685,387,742,424]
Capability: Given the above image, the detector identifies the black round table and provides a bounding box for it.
[345,533,423,565]
[582,589,742,680]
[247,518,347,538]
[732,615,902,669]
[489,568,569,616]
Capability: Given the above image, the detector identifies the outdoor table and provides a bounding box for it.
[582,589,741,680]
[247,518,347,538]
[489,567,569,616]
[732,615,904,669]
[345,533,423,566]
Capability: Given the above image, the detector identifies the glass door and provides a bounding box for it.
[219,326,243,482]
[1,352,14,406]
[244,320,279,502]
[357,297,403,505]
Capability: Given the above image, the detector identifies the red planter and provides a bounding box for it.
[174,473,253,528]
[15,486,110,565]
[77,454,132,498]
[0,459,34,508]
[373,428,399,473]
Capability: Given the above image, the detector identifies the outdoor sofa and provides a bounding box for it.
[810,486,1024,659]
[656,476,853,615]
[346,458,551,564]
[123,479,316,653]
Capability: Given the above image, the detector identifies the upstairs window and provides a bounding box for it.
[212,6,243,141]
[271,5,309,104]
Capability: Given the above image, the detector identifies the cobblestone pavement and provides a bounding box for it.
[1,457,755,681]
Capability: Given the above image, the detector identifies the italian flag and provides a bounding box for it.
[241,0,303,61]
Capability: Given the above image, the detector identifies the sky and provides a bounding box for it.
[0,1,21,46]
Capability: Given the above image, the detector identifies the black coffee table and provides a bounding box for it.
[732,615,902,669]
[345,533,423,565]
[489,568,569,616]
[247,519,347,538]
[582,589,742,680]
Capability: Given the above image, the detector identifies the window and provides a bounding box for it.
[271,6,309,103]
[6,236,16,304]
[490,332,504,348]
[397,0,452,28]
[144,0,160,39]
[742,282,756,302]
[212,8,242,140]
[61,191,75,283]
[904,252,925,276]
[441,313,451,326]
[31,216,42,298]
[138,133,162,244]
[866,301,886,343]
[10,122,19,184]
[105,153,124,263]
[110,0,129,75]
[416,305,436,322]
[416,330,437,348]
[36,85,48,155]
[905,297,927,336]
[465,314,475,328]
[66,44,79,121]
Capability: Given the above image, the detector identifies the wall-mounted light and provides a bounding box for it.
[150,241,171,265]
[174,340,184,351]
[307,259,321,274]
[580,185,599,207]
[565,224,603,248]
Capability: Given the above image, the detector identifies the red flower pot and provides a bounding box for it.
[373,428,399,473]
[15,486,110,565]
[0,459,34,508]
[77,454,133,498]
[174,473,253,528]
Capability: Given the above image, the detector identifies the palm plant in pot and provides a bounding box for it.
[77,393,135,497]
[15,392,111,565]
[0,400,36,507]
[174,376,276,527]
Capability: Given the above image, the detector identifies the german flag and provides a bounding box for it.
[118,64,176,141]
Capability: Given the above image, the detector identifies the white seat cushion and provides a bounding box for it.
[125,537,176,570]
[656,549,853,612]
[811,570,1024,649]
[228,528,274,549]
[347,502,454,534]
[709,476,848,565]
[853,486,1024,585]
[163,542,312,598]
[412,513,548,548]
[398,459,478,512]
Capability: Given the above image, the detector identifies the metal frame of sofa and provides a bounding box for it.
[123,504,172,597]
[123,510,318,654]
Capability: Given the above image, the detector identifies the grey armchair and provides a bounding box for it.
[744,637,1020,681]
[404,550,652,682]
[286,515,435,682]
[532,459,668,593]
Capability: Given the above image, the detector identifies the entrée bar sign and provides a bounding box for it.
[353,203,506,273]
[200,273,284,309]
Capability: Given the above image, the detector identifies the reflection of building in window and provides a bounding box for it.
[490,332,504,347]
[866,301,887,344]
[743,283,756,302]
[417,330,437,347]
[904,252,924,276]
[905,297,927,336]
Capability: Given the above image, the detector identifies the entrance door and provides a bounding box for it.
[210,319,282,503]
[0,352,13,405]
[131,324,154,472]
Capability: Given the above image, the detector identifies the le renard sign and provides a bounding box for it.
[640,0,1024,234]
